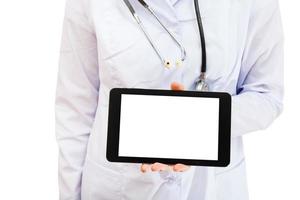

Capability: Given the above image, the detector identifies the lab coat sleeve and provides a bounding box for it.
[231,0,284,137]
[55,0,99,199]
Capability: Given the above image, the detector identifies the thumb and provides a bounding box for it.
[171,82,185,90]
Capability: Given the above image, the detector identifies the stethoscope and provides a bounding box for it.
[123,0,209,91]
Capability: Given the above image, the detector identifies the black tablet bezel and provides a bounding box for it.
[106,88,231,167]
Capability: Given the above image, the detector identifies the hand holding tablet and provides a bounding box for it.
[106,82,231,172]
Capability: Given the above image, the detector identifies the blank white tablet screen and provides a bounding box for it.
[118,94,219,160]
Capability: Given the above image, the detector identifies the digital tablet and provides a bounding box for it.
[106,88,231,167]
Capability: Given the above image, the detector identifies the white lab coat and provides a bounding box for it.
[55,0,284,199]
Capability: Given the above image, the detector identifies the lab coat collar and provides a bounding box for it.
[175,0,198,21]
[169,0,180,6]
[131,0,200,27]
[144,0,180,27]
[152,0,200,22]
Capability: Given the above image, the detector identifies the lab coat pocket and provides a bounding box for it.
[96,9,165,88]
[215,158,249,200]
[81,158,122,200]
[102,37,165,88]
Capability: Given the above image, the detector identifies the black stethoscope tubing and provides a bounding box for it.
[194,0,207,74]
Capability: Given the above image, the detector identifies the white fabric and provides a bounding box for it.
[55,0,284,199]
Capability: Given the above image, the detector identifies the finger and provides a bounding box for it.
[141,164,151,173]
[151,162,169,172]
[173,164,190,172]
[171,82,185,91]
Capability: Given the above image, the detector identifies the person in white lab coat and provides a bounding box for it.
[55,0,284,199]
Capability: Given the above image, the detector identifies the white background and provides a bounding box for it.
[0,0,299,199]
[119,94,219,160]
